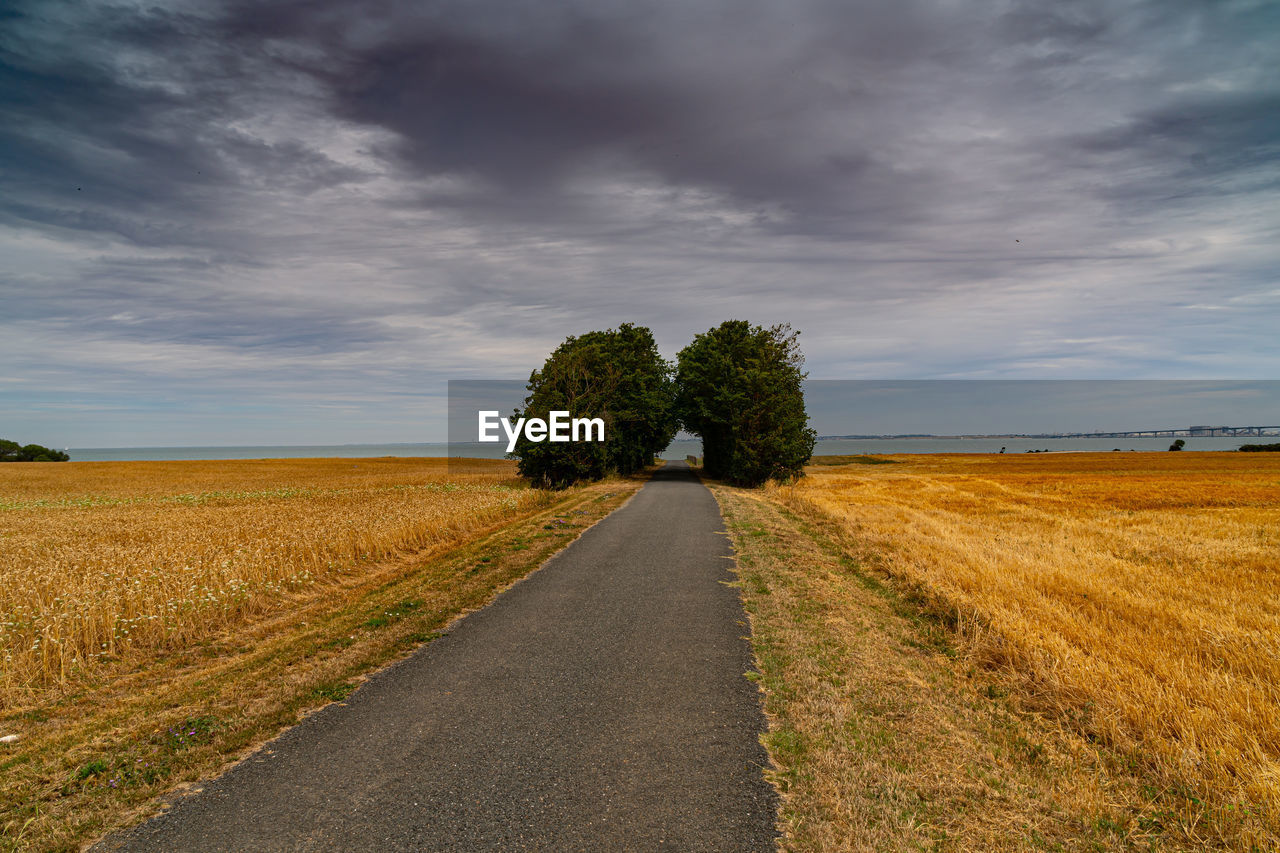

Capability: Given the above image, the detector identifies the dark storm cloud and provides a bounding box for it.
[5,0,1276,233]
[2,0,1277,444]
[215,0,946,225]
[1068,92,1280,204]
[0,1,368,250]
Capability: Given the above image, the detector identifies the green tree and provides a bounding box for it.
[0,440,69,462]
[675,320,816,486]
[19,443,68,462]
[514,324,676,488]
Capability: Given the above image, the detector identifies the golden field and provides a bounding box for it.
[770,452,1280,847]
[0,457,554,700]
[1,462,635,852]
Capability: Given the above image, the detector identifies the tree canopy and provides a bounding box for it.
[0,439,70,462]
[513,323,677,488]
[675,321,815,486]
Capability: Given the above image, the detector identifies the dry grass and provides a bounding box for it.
[0,457,553,701]
[715,484,1198,851]
[765,452,1280,849]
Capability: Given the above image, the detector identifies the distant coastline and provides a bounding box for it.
[63,435,1258,462]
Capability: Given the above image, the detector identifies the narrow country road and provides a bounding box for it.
[96,461,778,852]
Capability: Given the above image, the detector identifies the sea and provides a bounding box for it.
[65,435,1261,462]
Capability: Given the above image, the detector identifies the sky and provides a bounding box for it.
[2,0,1278,447]
[446,380,1280,443]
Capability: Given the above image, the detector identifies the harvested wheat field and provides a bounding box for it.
[772,452,1280,847]
[0,457,553,701]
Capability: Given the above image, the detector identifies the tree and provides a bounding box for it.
[514,324,676,488]
[675,321,816,486]
[1169,439,1186,452]
[0,440,69,462]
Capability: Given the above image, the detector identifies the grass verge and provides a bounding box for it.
[711,482,1226,852]
[0,478,640,852]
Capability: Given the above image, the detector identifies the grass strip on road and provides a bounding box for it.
[1,478,640,853]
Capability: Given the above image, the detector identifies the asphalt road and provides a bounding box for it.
[97,461,778,852]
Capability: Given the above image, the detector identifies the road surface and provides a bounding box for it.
[97,461,777,851]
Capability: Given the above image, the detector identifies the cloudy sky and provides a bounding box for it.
[2,0,1278,447]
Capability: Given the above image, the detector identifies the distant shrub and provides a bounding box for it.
[1169,439,1185,452]
[1238,442,1280,452]
[0,439,69,462]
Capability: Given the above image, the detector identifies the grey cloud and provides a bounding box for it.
[998,3,1110,47]
[8,0,1276,242]
[1,0,1277,445]
[1069,92,1280,199]
[216,0,950,224]
[0,1,367,251]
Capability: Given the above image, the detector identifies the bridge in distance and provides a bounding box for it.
[1004,425,1280,439]
[821,425,1280,440]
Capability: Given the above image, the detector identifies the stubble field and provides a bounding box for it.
[771,452,1280,847]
